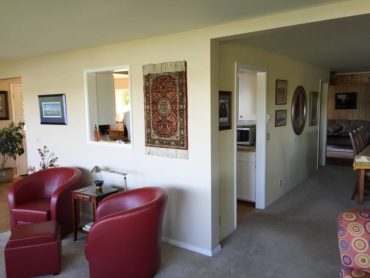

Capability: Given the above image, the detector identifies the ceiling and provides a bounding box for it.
[1,0,368,72]
[231,14,370,73]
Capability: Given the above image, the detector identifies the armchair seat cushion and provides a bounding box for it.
[12,198,51,224]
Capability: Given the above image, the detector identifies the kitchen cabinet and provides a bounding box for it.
[237,150,256,202]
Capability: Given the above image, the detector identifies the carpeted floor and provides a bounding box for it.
[0,165,364,277]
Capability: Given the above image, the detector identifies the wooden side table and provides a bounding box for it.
[72,185,123,241]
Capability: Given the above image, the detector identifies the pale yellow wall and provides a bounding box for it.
[0,31,214,253]
[218,42,329,239]
[114,77,129,89]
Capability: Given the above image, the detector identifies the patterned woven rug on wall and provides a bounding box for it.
[143,61,188,159]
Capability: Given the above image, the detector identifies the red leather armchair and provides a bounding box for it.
[85,187,168,278]
[8,167,82,237]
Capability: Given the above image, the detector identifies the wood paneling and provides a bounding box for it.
[328,82,370,120]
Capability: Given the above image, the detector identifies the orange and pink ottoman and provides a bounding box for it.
[337,209,370,278]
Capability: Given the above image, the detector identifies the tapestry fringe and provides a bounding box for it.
[145,147,189,160]
[143,61,186,75]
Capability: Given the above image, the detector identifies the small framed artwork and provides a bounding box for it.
[38,94,68,125]
[276,79,288,105]
[275,110,287,127]
[310,91,319,126]
[0,91,9,120]
[219,91,231,130]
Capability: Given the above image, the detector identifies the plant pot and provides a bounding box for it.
[0,168,14,183]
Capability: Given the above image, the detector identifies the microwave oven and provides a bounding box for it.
[237,126,256,146]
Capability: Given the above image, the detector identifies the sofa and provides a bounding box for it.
[326,119,370,160]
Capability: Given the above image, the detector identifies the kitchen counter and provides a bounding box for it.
[237,145,256,152]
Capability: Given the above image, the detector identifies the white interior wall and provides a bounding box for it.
[0,32,215,254]
[95,72,115,126]
[238,71,257,121]
[0,0,366,255]
[218,42,329,238]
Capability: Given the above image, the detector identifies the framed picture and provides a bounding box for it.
[310,91,319,126]
[0,91,9,120]
[275,79,288,105]
[219,91,231,130]
[38,94,67,125]
[275,109,287,127]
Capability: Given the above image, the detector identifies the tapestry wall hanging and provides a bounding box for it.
[143,61,188,159]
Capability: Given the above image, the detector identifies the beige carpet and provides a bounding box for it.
[0,165,362,277]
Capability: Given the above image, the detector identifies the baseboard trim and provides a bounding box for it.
[162,237,222,257]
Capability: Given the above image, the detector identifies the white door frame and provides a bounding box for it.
[319,81,329,166]
[234,63,267,227]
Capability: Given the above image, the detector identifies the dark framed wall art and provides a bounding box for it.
[219,91,231,130]
[0,91,9,120]
[275,79,287,105]
[38,94,68,125]
[275,110,287,127]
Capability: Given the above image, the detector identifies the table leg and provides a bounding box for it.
[92,198,97,222]
[359,169,365,204]
[72,197,79,241]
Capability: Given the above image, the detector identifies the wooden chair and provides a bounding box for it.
[350,130,370,200]
[357,126,368,149]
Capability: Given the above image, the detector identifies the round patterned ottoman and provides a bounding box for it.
[337,209,370,277]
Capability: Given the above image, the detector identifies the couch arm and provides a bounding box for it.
[337,209,370,272]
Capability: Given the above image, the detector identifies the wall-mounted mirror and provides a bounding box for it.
[291,85,307,135]
[85,66,131,144]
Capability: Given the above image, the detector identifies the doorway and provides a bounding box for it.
[10,83,28,175]
[234,63,267,227]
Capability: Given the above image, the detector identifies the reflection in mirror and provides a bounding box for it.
[85,66,131,144]
[291,85,307,135]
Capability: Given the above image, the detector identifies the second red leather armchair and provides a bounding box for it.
[85,187,168,278]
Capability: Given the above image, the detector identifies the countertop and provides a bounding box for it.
[237,145,256,152]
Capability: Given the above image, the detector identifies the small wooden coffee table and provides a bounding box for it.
[72,185,123,240]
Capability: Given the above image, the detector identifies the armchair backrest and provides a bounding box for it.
[85,187,168,278]
[9,167,81,205]
[96,187,166,221]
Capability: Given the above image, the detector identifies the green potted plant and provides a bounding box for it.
[0,121,25,182]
